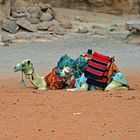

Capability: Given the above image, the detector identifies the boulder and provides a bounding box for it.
[126,20,140,31]
[15,32,28,40]
[13,0,33,12]
[2,19,19,33]
[46,8,55,17]
[26,17,39,24]
[16,19,37,32]
[27,5,42,18]
[48,25,65,35]
[40,13,53,22]
[11,11,27,18]
[38,2,52,12]
[1,33,12,46]
[60,19,72,29]
[37,21,54,30]
[77,25,88,33]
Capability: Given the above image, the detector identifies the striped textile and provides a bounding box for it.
[85,52,112,88]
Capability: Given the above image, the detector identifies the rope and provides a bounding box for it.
[20,71,32,88]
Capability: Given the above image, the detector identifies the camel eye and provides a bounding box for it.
[22,64,25,67]
[27,60,31,65]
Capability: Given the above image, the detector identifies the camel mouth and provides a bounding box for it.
[14,66,19,72]
[14,63,23,72]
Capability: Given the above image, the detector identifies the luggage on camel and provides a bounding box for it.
[55,54,76,89]
[72,55,88,79]
[85,52,119,89]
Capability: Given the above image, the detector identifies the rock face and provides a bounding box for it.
[0,0,11,25]
[44,0,137,14]
[0,0,138,24]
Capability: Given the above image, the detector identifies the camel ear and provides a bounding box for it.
[27,60,31,65]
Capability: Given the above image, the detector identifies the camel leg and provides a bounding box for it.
[38,87,46,90]
[105,80,129,91]
[66,83,88,92]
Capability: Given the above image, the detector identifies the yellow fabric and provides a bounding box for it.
[107,62,119,83]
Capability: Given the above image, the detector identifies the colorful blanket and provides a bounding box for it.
[44,67,66,90]
[44,67,76,90]
[85,52,119,88]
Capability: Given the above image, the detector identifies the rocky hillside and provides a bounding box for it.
[46,0,137,13]
[0,0,138,23]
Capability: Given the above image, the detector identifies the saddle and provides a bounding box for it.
[85,52,119,89]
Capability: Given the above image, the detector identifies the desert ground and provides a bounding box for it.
[0,8,140,140]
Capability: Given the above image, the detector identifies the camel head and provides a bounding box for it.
[14,59,34,75]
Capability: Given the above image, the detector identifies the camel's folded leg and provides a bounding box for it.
[105,80,129,91]
[66,88,78,92]
[66,83,88,92]
[38,87,46,90]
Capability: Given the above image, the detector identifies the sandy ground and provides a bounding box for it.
[0,73,140,140]
[0,8,140,140]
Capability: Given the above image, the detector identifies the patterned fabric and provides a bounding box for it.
[85,52,114,88]
[75,73,87,88]
[107,62,119,82]
[44,67,66,90]
[112,72,128,85]
[66,78,76,89]
[72,55,88,78]
[44,67,76,90]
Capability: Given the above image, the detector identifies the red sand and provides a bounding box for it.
[0,71,140,140]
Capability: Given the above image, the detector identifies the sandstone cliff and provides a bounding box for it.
[45,0,137,14]
[0,0,138,23]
